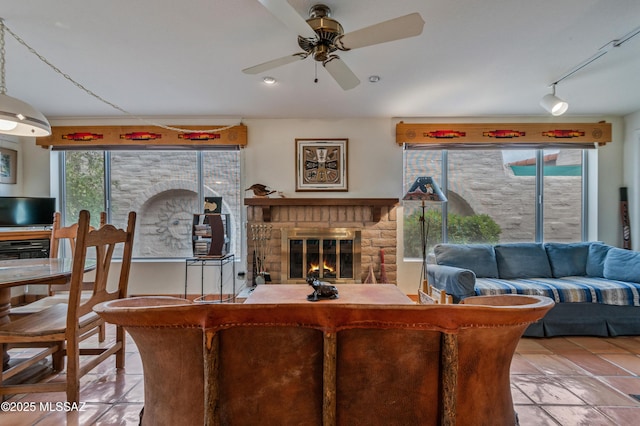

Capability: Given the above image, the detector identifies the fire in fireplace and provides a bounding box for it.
[281,228,361,283]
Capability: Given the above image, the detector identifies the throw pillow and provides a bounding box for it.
[545,242,590,277]
[433,244,499,278]
[586,243,612,277]
[603,248,640,283]
[494,243,552,279]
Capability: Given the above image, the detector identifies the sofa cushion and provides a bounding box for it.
[586,243,612,278]
[603,248,640,283]
[433,244,499,278]
[545,242,590,277]
[494,243,552,279]
[474,275,640,305]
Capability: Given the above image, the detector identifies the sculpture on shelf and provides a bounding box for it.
[306,276,339,301]
[245,183,276,197]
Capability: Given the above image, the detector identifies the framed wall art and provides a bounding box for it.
[0,147,17,184]
[295,139,348,192]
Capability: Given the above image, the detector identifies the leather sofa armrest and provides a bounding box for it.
[427,264,476,302]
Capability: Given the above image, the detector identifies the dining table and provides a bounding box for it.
[0,257,97,368]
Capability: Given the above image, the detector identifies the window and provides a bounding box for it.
[542,149,583,242]
[63,151,105,229]
[62,149,242,259]
[403,148,585,258]
[450,149,536,242]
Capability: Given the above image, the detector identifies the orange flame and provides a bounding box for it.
[308,260,335,274]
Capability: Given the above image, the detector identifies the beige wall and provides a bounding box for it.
[244,118,401,198]
[8,115,630,296]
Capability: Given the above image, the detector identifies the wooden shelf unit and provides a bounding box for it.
[0,230,51,242]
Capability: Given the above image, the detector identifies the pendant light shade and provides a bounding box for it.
[540,84,568,116]
[0,93,51,136]
[0,18,51,137]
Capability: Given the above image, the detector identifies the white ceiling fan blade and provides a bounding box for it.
[336,13,425,50]
[323,57,360,90]
[242,53,307,74]
[257,0,317,39]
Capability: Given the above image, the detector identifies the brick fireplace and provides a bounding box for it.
[245,198,398,285]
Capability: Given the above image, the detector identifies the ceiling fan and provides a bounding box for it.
[243,1,425,90]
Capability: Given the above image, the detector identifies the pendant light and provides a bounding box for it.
[0,18,51,137]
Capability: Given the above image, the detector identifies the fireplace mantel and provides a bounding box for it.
[244,198,398,222]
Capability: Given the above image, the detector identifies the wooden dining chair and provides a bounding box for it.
[10,211,108,341]
[0,209,136,403]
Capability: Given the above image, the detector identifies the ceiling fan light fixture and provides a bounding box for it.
[262,76,277,85]
[540,84,568,116]
[368,75,381,83]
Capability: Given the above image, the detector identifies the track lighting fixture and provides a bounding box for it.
[540,84,568,116]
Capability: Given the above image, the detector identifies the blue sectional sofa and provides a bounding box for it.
[427,242,640,337]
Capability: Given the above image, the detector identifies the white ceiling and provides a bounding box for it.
[1,0,639,120]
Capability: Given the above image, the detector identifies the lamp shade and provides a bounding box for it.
[540,93,568,116]
[403,176,447,202]
[0,93,51,137]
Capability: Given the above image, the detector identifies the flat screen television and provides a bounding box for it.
[0,197,56,227]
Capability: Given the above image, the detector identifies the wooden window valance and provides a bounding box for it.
[36,125,247,149]
[396,121,611,149]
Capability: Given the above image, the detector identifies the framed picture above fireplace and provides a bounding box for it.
[295,138,348,192]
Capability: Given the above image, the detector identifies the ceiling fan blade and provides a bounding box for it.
[323,57,360,90]
[242,53,307,74]
[336,13,425,50]
[257,0,317,39]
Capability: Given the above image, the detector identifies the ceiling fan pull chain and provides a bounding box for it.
[314,61,318,83]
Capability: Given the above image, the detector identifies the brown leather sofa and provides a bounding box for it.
[95,294,553,426]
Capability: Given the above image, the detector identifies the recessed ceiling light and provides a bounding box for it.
[263,76,277,85]
[368,75,381,83]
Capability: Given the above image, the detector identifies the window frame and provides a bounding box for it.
[402,147,588,260]
[58,148,243,260]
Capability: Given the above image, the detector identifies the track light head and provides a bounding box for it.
[540,84,568,116]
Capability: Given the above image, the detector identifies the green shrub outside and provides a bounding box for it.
[404,210,501,258]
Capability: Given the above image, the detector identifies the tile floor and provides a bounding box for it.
[513,335,640,425]
[2,327,640,425]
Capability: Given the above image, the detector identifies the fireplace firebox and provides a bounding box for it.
[281,228,361,284]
